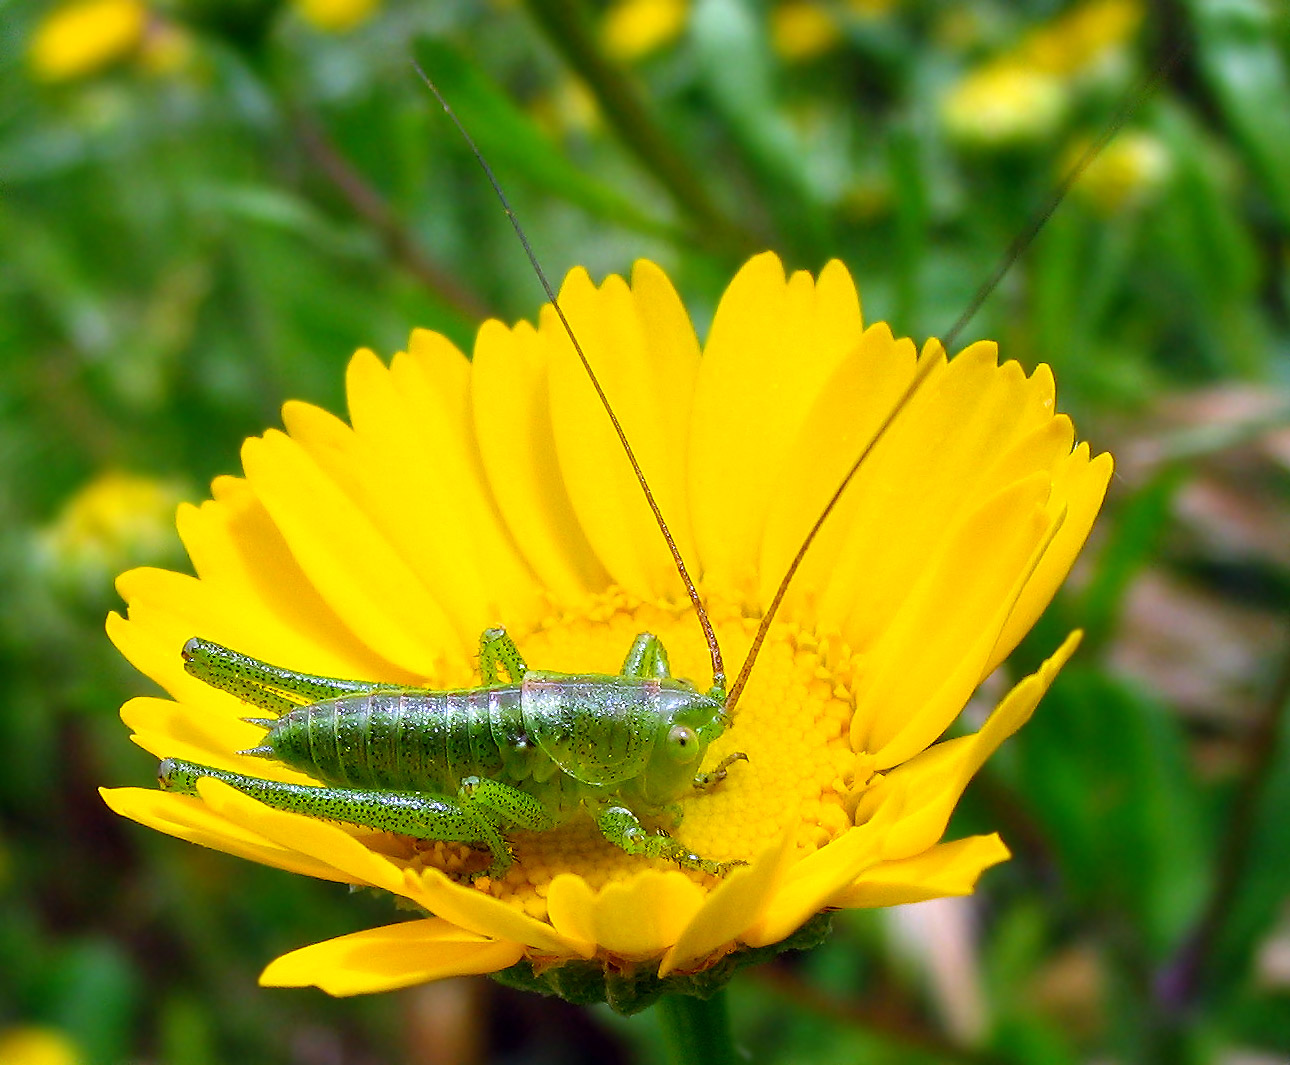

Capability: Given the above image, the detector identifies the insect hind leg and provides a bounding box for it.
[182,638,397,716]
[159,757,513,878]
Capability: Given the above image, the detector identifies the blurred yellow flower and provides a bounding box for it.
[771,1,840,62]
[602,0,687,60]
[41,471,185,587]
[293,0,381,32]
[941,0,1143,147]
[771,0,899,62]
[847,0,897,14]
[1069,129,1172,214]
[1021,0,1142,78]
[530,77,601,138]
[0,1028,82,1065]
[29,0,148,82]
[102,254,1108,1001]
[941,62,1068,146]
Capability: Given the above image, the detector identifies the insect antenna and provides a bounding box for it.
[411,61,727,693]
[724,39,1187,714]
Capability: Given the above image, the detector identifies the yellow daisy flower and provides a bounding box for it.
[28,0,148,82]
[40,470,186,589]
[771,1,840,63]
[1020,0,1142,80]
[1067,129,1172,215]
[101,252,1109,1003]
[292,0,382,33]
[602,0,688,61]
[940,0,1143,148]
[0,1027,83,1065]
[940,61,1069,146]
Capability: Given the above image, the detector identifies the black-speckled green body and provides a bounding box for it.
[264,673,720,820]
[164,630,747,878]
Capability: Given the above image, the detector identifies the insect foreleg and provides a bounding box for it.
[692,751,749,792]
[619,633,671,680]
[159,757,514,877]
[594,804,745,877]
[477,627,527,685]
[182,638,400,715]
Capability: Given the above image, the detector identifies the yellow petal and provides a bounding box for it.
[121,695,262,764]
[829,834,1011,908]
[240,429,460,672]
[471,318,609,602]
[856,632,1081,860]
[345,344,544,635]
[121,697,318,785]
[195,778,410,895]
[690,254,863,600]
[260,918,523,994]
[855,471,1059,767]
[100,786,352,883]
[401,868,588,956]
[178,476,401,680]
[814,344,1047,643]
[745,784,906,947]
[545,266,699,601]
[988,446,1113,672]
[758,322,918,612]
[547,869,705,962]
[658,824,796,975]
[107,601,234,714]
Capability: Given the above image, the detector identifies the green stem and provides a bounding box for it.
[655,991,739,1065]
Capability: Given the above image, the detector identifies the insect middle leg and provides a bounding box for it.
[476,627,528,684]
[594,804,745,877]
[182,638,400,716]
[619,633,671,679]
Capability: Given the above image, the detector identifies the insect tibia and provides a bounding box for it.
[237,745,276,758]
[241,717,275,729]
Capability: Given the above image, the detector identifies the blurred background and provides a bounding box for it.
[2,0,1288,1061]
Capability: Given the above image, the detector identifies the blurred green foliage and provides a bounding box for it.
[2,0,1289,1062]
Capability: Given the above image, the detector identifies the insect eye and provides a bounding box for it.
[667,725,699,761]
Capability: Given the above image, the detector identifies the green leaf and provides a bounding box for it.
[1191,0,1290,227]
[689,0,831,260]
[1007,666,1210,956]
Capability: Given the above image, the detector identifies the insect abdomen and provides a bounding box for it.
[264,687,517,792]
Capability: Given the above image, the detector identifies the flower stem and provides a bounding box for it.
[655,991,739,1065]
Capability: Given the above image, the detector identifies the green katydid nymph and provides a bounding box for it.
[164,628,747,879]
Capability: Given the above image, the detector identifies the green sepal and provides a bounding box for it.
[491,912,833,1016]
